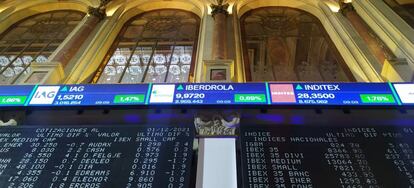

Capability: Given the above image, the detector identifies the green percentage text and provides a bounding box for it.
[360,94,395,103]
[234,94,266,103]
[114,94,145,104]
[0,96,27,105]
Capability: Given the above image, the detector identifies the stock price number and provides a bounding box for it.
[54,94,84,105]
[297,93,335,99]
[56,94,84,101]
[175,93,205,99]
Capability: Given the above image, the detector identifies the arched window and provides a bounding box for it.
[93,9,200,84]
[0,11,85,84]
[241,7,355,82]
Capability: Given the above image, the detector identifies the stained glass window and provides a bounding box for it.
[0,11,85,84]
[93,9,200,84]
[241,7,355,82]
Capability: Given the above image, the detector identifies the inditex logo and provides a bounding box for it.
[29,86,60,105]
[149,85,175,103]
[270,84,296,103]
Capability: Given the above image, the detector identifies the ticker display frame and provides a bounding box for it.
[0,82,412,108]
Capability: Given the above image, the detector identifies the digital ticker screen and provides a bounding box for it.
[149,83,268,105]
[27,84,149,106]
[240,125,414,188]
[147,82,408,106]
[0,85,34,106]
[0,82,413,107]
[268,83,398,105]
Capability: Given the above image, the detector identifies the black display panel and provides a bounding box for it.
[0,126,194,188]
[240,125,414,188]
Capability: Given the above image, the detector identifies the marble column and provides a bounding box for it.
[340,2,394,64]
[211,3,229,60]
[195,113,238,188]
[51,6,106,67]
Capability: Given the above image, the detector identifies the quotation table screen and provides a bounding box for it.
[0,126,194,188]
[240,125,414,188]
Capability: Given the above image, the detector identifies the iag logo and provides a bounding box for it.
[29,86,60,105]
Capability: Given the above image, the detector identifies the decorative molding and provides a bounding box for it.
[340,2,396,62]
[0,119,17,127]
[18,62,65,85]
[210,3,229,17]
[87,6,106,20]
[353,0,414,78]
[144,16,181,34]
[203,59,234,82]
[194,113,239,136]
[87,0,111,20]
[320,2,380,81]
[381,58,413,82]
[340,2,355,15]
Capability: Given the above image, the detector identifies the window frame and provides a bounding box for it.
[92,9,201,84]
[0,10,86,85]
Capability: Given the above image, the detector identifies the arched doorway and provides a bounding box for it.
[241,7,355,82]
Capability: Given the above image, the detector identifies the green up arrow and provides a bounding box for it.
[177,85,184,90]
[295,84,303,90]
[60,86,68,92]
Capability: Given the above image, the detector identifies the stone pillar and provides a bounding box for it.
[340,2,395,64]
[195,112,239,188]
[50,4,107,67]
[211,2,229,60]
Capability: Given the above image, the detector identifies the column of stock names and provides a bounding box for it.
[0,126,194,188]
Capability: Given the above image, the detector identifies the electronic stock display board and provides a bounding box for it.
[149,83,268,105]
[0,85,34,106]
[0,125,194,188]
[268,83,399,105]
[27,84,149,106]
[0,82,413,107]
[240,125,414,188]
